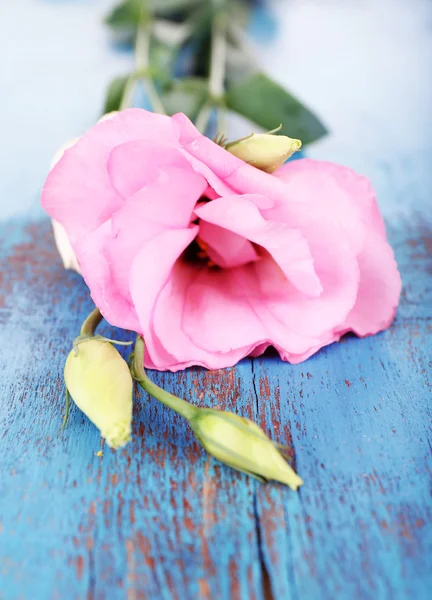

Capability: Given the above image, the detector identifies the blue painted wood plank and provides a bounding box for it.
[1,217,431,599]
[0,220,267,599]
[253,219,432,599]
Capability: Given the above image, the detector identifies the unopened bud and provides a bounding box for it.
[190,409,303,490]
[227,132,302,173]
[64,338,133,449]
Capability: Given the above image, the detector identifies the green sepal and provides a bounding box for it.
[72,334,133,355]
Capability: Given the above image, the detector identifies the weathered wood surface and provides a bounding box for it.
[0,1,431,598]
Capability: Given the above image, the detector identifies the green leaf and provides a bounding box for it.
[103,75,130,114]
[161,78,209,121]
[225,73,327,145]
[105,0,142,32]
[105,0,202,42]
[150,0,202,16]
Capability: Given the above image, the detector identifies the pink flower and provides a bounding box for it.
[42,109,401,371]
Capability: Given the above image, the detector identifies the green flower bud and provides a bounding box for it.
[227,132,302,173]
[64,338,133,449]
[189,409,303,490]
[131,334,304,489]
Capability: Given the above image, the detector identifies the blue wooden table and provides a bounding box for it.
[1,1,431,598]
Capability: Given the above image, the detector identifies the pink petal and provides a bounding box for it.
[338,230,402,336]
[181,267,268,353]
[107,166,206,296]
[249,343,271,358]
[179,149,237,198]
[150,261,252,371]
[173,113,284,207]
[198,221,259,269]
[112,167,207,232]
[195,195,322,297]
[152,252,352,367]
[273,159,386,254]
[172,111,203,145]
[177,261,321,359]
[277,331,341,364]
[42,109,181,242]
[253,217,359,339]
[107,140,191,198]
[76,220,141,332]
[75,165,206,332]
[129,227,199,359]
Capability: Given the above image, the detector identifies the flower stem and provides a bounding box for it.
[118,4,166,114]
[195,104,213,135]
[79,312,197,422]
[132,336,199,421]
[119,75,138,111]
[208,4,227,100]
[80,307,103,337]
[194,0,227,134]
[135,17,166,115]
[63,307,102,431]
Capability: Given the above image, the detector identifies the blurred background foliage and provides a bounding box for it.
[103,0,327,143]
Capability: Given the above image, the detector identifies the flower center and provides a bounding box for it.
[182,235,218,268]
[196,237,217,267]
[182,195,261,270]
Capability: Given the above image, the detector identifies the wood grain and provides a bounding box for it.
[0,211,431,599]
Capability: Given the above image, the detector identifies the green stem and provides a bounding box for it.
[208,4,227,100]
[118,6,166,114]
[136,15,166,114]
[119,74,137,111]
[195,104,212,135]
[80,307,103,337]
[132,336,199,421]
[194,1,227,134]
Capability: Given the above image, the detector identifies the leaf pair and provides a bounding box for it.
[146,72,327,144]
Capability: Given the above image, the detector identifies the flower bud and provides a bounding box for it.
[64,338,133,449]
[227,132,302,173]
[189,409,303,490]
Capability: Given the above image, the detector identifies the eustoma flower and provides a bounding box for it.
[42,109,401,372]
